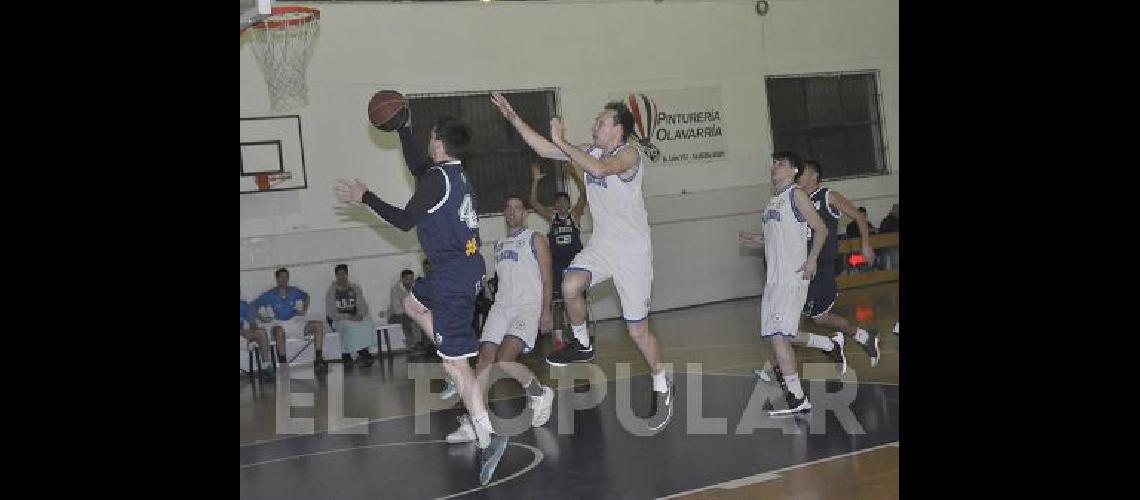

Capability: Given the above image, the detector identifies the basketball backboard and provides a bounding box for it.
[240,115,308,194]
[240,0,272,32]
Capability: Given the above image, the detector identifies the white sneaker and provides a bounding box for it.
[446,414,477,444]
[529,385,554,427]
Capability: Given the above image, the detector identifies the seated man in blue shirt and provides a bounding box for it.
[240,297,274,380]
[253,267,328,373]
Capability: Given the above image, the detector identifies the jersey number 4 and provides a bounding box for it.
[459,195,479,229]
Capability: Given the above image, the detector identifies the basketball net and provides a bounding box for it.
[244,7,320,112]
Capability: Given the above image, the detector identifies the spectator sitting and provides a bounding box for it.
[253,267,328,373]
[241,297,274,381]
[326,264,377,368]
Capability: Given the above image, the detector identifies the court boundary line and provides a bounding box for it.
[657,440,899,499]
[241,439,545,498]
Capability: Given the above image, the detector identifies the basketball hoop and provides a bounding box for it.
[255,172,293,191]
[242,6,320,112]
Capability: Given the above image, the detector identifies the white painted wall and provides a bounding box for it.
[240,0,899,333]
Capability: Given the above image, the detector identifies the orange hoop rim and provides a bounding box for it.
[247,6,320,31]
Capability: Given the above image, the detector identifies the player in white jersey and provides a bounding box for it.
[739,152,830,416]
[491,93,675,432]
[446,195,556,444]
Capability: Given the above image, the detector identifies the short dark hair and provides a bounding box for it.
[772,151,803,171]
[554,191,571,203]
[504,193,525,207]
[334,264,348,274]
[275,267,289,278]
[803,160,822,178]
[400,269,414,278]
[433,115,472,157]
[857,206,867,213]
[605,102,635,142]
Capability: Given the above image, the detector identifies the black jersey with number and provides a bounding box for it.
[807,187,841,276]
[415,161,483,269]
[548,212,583,266]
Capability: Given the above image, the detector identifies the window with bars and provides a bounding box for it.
[406,89,563,216]
[765,71,888,180]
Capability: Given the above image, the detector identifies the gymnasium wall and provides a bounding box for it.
[239,0,899,338]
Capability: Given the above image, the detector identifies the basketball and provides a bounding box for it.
[368,90,409,131]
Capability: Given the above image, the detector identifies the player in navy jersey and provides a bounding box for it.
[795,160,881,366]
[334,115,508,486]
[528,161,587,338]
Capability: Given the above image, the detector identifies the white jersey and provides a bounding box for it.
[762,183,810,285]
[493,227,543,306]
[582,144,651,251]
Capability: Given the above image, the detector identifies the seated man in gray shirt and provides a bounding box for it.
[326,264,377,367]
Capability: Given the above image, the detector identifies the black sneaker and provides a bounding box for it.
[341,353,355,368]
[858,330,881,367]
[545,337,595,366]
[825,334,847,375]
[647,377,675,432]
[314,358,328,374]
[768,390,812,417]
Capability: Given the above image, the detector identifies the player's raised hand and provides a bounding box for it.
[797,259,818,281]
[531,163,545,181]
[334,178,368,203]
[739,231,764,246]
[490,92,518,122]
[550,117,567,145]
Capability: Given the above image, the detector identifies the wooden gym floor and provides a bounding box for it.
[240,281,899,499]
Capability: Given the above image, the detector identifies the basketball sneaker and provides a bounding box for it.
[857,329,881,367]
[478,434,509,486]
[647,376,676,432]
[826,334,847,375]
[440,376,458,400]
[530,386,555,427]
[446,414,477,444]
[545,337,595,366]
[769,392,812,417]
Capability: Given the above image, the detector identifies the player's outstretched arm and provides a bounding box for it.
[334,172,445,231]
[491,92,569,161]
[529,163,553,222]
[550,117,638,178]
[829,190,874,265]
[567,162,589,222]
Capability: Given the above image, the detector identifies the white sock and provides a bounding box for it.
[854,328,869,344]
[806,334,834,351]
[652,370,669,392]
[571,323,590,347]
[471,412,494,448]
[784,372,804,399]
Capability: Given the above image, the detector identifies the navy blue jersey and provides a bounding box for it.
[548,212,583,266]
[807,187,841,277]
[416,161,483,269]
